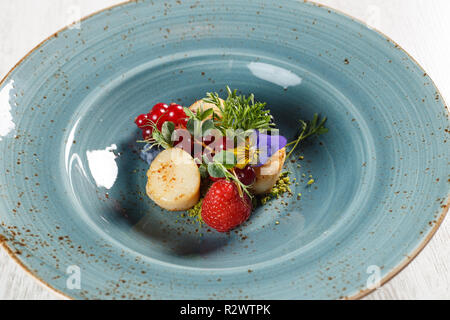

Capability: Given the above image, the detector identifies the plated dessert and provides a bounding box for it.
[1,0,447,301]
[134,87,328,232]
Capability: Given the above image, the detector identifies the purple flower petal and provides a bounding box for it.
[254,132,287,167]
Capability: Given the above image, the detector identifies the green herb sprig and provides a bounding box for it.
[286,113,328,159]
[139,121,175,150]
[184,105,215,123]
[204,86,274,132]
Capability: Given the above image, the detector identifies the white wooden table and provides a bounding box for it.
[0,0,449,300]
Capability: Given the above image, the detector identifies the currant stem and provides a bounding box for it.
[231,168,244,198]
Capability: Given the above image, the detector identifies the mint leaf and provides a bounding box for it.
[198,164,208,178]
[207,163,226,178]
[161,121,175,145]
[199,108,214,121]
[201,119,215,134]
[187,119,202,137]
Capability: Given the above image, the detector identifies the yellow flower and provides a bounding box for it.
[232,138,259,169]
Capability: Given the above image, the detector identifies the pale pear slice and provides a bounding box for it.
[189,98,224,119]
[146,148,200,211]
[251,148,286,195]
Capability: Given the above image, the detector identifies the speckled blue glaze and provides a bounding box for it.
[0,0,448,300]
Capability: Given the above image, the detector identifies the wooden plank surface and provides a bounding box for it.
[0,0,448,300]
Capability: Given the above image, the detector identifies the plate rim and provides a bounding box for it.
[0,0,448,300]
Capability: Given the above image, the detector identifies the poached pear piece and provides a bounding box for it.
[252,148,286,195]
[189,98,224,119]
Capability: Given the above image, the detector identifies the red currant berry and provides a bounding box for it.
[159,104,187,128]
[149,108,168,129]
[134,113,149,129]
[150,103,169,114]
[178,117,188,128]
[142,128,153,141]
[234,166,256,186]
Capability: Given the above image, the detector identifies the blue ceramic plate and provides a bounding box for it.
[0,0,448,300]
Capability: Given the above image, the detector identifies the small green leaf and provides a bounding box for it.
[187,119,202,137]
[311,113,319,130]
[317,127,329,134]
[207,163,226,178]
[198,164,208,178]
[152,130,163,143]
[186,118,195,136]
[151,130,171,149]
[201,119,216,134]
[161,121,175,144]
[200,108,214,121]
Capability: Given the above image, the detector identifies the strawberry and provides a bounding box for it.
[201,180,252,232]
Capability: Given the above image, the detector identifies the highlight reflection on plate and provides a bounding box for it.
[247,62,303,89]
[0,0,448,300]
[0,80,15,140]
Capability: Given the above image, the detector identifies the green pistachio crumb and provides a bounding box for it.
[186,199,204,225]
[257,171,293,207]
[261,197,269,205]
